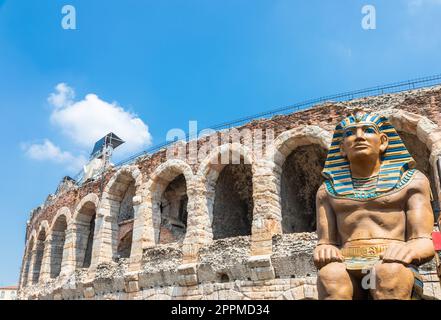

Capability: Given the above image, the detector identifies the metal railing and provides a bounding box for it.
[73,74,441,183]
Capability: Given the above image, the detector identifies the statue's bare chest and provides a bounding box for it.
[328,187,408,216]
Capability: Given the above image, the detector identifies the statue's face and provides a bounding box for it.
[340,124,388,162]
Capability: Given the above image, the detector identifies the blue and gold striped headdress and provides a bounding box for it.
[322,112,416,199]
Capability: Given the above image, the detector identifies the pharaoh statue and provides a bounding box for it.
[314,112,435,300]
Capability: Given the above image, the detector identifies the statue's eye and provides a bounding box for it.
[344,130,354,137]
[365,127,376,134]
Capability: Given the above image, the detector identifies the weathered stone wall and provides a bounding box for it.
[18,85,441,300]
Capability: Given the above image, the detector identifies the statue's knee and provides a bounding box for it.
[318,262,347,281]
[318,262,352,299]
[372,263,413,299]
[374,263,412,281]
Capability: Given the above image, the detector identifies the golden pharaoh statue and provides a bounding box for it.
[314,112,435,300]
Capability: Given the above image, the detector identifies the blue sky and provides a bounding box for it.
[0,0,440,286]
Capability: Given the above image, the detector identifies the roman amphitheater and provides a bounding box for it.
[18,84,441,300]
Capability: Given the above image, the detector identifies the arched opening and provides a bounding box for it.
[398,131,440,208]
[32,229,46,284]
[75,201,97,269]
[50,215,67,278]
[212,160,253,240]
[158,174,188,244]
[107,171,136,260]
[281,144,327,233]
[218,273,230,283]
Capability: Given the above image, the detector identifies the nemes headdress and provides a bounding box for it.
[322,112,416,199]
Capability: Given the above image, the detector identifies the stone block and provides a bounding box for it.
[247,255,272,268]
[178,263,198,275]
[138,271,163,288]
[84,287,95,299]
[249,266,275,281]
[125,280,139,293]
[53,293,62,300]
[179,274,198,287]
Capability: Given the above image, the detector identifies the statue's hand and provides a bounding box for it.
[381,243,414,265]
[313,244,344,269]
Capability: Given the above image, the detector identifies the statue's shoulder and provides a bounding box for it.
[405,169,431,193]
[412,169,428,178]
[316,182,330,201]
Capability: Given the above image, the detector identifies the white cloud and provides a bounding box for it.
[49,84,152,156]
[47,83,75,109]
[23,83,152,173]
[23,139,87,172]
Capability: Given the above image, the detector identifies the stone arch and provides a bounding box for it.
[50,207,72,230]
[72,193,100,269]
[101,165,143,261]
[48,207,71,278]
[387,110,441,214]
[72,193,100,222]
[269,126,331,233]
[24,229,37,260]
[32,221,49,284]
[146,159,194,244]
[197,143,255,240]
[27,229,37,248]
[37,220,50,235]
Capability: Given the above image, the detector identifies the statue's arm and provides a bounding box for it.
[316,184,339,245]
[314,184,343,268]
[405,171,435,265]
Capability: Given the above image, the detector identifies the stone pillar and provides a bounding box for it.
[20,251,31,288]
[39,236,52,282]
[89,198,119,273]
[129,195,151,272]
[27,249,37,285]
[182,177,213,264]
[151,191,162,244]
[250,159,282,256]
[130,184,159,270]
[88,206,106,272]
[60,227,76,276]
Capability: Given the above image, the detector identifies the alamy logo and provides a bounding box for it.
[361,5,376,30]
[361,267,377,290]
[165,121,276,165]
[61,5,77,30]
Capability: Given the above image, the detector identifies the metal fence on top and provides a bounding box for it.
[73,74,441,184]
